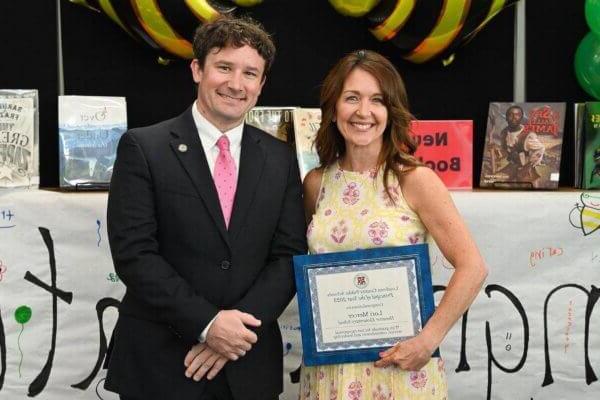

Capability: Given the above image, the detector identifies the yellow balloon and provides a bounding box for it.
[329,0,381,17]
[231,0,264,6]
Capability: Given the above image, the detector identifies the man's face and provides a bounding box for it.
[191,45,266,131]
[506,108,523,129]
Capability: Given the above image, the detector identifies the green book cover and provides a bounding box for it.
[583,102,600,189]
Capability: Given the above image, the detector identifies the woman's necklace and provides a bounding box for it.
[337,159,378,185]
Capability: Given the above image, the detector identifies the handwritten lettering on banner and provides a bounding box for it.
[0,190,599,399]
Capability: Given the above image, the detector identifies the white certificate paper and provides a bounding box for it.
[308,260,421,352]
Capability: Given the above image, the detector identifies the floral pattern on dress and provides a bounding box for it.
[331,220,348,244]
[372,383,392,400]
[328,381,338,400]
[307,220,314,238]
[319,187,326,203]
[368,220,389,245]
[346,381,363,400]
[303,373,312,399]
[437,357,446,373]
[342,182,360,205]
[382,186,400,207]
[302,164,444,400]
[408,370,428,389]
[408,232,422,244]
[399,214,411,225]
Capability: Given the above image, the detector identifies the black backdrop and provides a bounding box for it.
[0,0,592,187]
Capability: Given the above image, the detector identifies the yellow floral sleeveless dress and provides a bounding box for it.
[300,163,448,400]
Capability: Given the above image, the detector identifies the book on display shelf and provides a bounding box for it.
[245,107,296,143]
[574,103,585,189]
[292,108,321,180]
[58,96,127,190]
[0,89,39,188]
[479,102,566,190]
[582,102,600,189]
[410,120,473,190]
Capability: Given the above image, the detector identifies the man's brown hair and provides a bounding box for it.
[193,15,275,77]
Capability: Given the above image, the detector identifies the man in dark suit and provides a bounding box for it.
[105,16,307,400]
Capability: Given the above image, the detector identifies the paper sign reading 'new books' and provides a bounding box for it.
[411,120,473,190]
[480,102,566,190]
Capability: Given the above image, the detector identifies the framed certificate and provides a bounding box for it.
[293,244,437,366]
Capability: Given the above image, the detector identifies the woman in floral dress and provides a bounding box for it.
[300,50,487,400]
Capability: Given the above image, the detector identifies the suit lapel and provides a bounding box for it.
[228,126,266,242]
[169,108,230,249]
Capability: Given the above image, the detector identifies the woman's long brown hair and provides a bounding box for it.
[315,50,422,200]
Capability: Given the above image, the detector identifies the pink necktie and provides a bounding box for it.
[214,135,237,227]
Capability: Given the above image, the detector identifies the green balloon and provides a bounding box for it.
[586,0,600,35]
[14,305,32,324]
[575,32,600,99]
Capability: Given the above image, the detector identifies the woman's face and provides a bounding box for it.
[334,67,388,152]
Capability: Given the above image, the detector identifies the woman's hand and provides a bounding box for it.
[374,334,434,371]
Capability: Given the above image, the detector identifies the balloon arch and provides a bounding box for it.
[68,0,518,65]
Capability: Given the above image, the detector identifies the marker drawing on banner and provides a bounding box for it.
[23,227,74,397]
[541,284,599,388]
[0,304,5,391]
[0,209,15,229]
[96,219,102,247]
[14,305,32,378]
[95,377,108,400]
[434,282,600,400]
[71,297,120,391]
[0,260,6,282]
[529,246,564,268]
[431,253,454,272]
[283,342,292,357]
[569,193,600,236]
[564,300,574,354]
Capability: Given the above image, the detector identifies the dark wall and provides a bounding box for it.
[0,0,58,187]
[526,0,592,187]
[2,0,591,187]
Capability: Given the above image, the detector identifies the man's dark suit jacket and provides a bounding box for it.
[104,107,307,399]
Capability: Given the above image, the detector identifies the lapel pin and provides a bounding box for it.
[178,144,188,153]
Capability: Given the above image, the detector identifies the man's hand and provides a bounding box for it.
[206,310,261,360]
[184,343,228,381]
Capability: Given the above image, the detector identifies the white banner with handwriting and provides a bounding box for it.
[0,190,598,399]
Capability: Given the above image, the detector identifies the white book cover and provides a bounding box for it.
[58,96,127,188]
[0,90,38,188]
[292,108,321,180]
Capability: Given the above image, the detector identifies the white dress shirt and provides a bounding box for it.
[191,101,243,175]
[191,101,244,341]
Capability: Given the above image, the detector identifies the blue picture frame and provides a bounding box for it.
[293,244,438,366]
